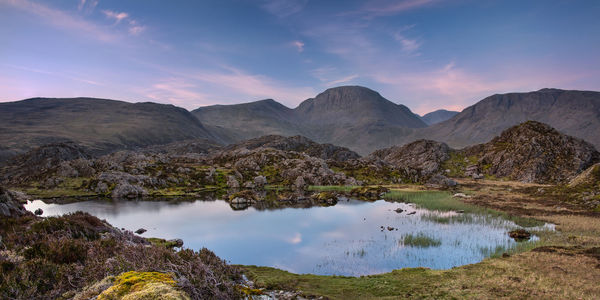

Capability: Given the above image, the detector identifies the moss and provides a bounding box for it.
[146,238,181,249]
[441,152,479,178]
[238,285,263,296]
[97,271,189,300]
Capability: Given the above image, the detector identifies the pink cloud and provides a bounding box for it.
[102,10,129,24]
[371,61,587,115]
[291,40,305,52]
[1,0,118,42]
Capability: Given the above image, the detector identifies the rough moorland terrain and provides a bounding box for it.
[1,120,600,299]
[0,188,242,299]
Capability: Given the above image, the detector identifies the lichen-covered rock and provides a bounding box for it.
[97,271,190,300]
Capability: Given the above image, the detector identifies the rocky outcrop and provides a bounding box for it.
[224,135,360,162]
[0,187,29,217]
[369,140,451,181]
[1,142,92,184]
[208,140,359,188]
[464,121,600,183]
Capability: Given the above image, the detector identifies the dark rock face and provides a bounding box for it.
[370,140,451,180]
[465,121,600,183]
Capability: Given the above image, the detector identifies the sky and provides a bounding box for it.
[1,0,599,114]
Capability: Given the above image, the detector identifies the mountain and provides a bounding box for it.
[420,109,459,125]
[194,86,426,155]
[414,89,600,150]
[295,86,425,128]
[192,99,306,144]
[0,97,216,162]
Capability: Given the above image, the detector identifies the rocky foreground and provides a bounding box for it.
[0,187,242,299]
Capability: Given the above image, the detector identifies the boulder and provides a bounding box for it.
[111,182,147,199]
[0,187,29,217]
[425,174,457,189]
[253,175,267,189]
[508,229,531,241]
[226,176,240,189]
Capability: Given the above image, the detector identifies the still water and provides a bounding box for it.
[25,196,537,276]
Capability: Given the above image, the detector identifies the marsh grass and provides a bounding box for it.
[385,190,546,228]
[402,233,442,248]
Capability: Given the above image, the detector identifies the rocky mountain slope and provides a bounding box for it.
[415,89,600,150]
[455,121,600,183]
[0,97,217,163]
[193,86,426,155]
[420,109,459,125]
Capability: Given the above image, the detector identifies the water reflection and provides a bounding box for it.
[26,198,536,276]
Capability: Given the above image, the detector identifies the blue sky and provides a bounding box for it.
[1,0,599,114]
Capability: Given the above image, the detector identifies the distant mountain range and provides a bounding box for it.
[0,97,214,162]
[419,109,459,125]
[1,86,599,162]
[412,88,600,149]
[194,86,427,154]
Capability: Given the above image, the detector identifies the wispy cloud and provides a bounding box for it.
[192,66,315,106]
[100,9,146,36]
[394,33,421,53]
[260,0,308,18]
[5,64,103,86]
[311,66,359,87]
[291,40,305,52]
[77,0,98,14]
[144,79,212,107]
[128,20,145,35]
[1,0,118,42]
[102,9,129,24]
[370,61,585,114]
[359,0,436,18]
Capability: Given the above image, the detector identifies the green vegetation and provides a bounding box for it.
[441,151,478,178]
[401,233,441,248]
[146,238,182,249]
[308,185,357,192]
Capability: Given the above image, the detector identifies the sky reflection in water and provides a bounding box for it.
[26,198,528,276]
